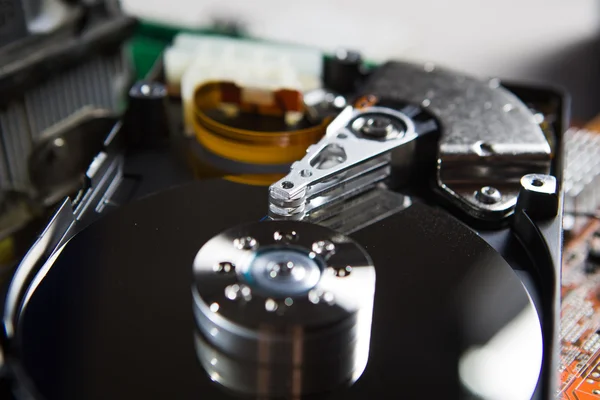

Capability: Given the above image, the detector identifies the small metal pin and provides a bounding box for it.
[234,237,258,250]
[333,266,352,277]
[225,284,240,300]
[265,298,278,312]
[312,240,336,256]
[475,186,502,205]
[475,141,495,156]
[213,262,235,274]
[240,285,252,301]
[274,230,298,242]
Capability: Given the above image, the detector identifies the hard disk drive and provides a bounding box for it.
[0,45,567,400]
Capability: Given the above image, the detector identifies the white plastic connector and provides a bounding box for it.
[164,34,322,135]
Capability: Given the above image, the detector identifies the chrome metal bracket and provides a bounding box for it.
[271,61,554,223]
[360,61,553,222]
[268,106,421,220]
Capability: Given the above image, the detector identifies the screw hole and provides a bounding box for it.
[481,186,498,196]
[478,142,494,154]
[300,169,312,178]
[475,186,502,204]
[281,181,294,189]
[337,133,348,139]
[531,178,545,187]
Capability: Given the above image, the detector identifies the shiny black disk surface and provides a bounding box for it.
[14,179,542,399]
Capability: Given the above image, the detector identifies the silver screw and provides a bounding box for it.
[351,114,405,139]
[225,284,240,300]
[332,266,352,277]
[213,261,235,274]
[225,284,252,301]
[265,298,278,312]
[233,236,258,250]
[308,289,335,305]
[308,289,321,304]
[475,186,502,205]
[274,230,298,242]
[312,240,336,256]
[131,81,167,99]
[360,116,394,138]
[240,285,252,301]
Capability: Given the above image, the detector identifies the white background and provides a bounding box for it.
[121,0,600,120]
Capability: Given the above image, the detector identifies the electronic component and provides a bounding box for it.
[560,223,600,399]
[191,82,327,167]
[164,33,322,134]
[270,62,552,223]
[563,128,600,233]
[322,49,365,95]
[0,2,135,250]
[358,62,552,222]
[0,43,566,400]
[161,33,330,186]
[560,124,600,399]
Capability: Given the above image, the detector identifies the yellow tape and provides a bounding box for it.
[192,82,327,165]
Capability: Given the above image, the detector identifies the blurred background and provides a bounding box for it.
[122,0,600,123]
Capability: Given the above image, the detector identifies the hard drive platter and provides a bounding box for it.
[0,29,567,398]
[9,179,543,400]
